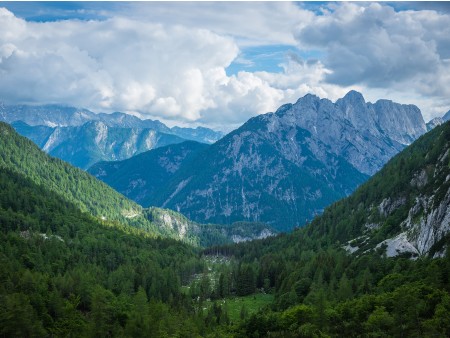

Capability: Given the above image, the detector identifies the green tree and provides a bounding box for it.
[364,306,395,337]
[337,273,353,301]
[0,293,47,337]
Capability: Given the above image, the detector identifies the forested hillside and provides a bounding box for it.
[201,122,450,337]
[0,168,212,336]
[0,122,146,227]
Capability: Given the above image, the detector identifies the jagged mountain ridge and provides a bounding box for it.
[426,109,450,131]
[0,102,224,144]
[92,91,426,231]
[12,120,186,169]
[276,90,426,176]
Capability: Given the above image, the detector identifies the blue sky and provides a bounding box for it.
[0,2,449,129]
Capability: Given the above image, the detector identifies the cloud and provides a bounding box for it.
[295,3,450,91]
[0,9,239,121]
[198,55,354,127]
[1,3,449,128]
[0,6,341,128]
[107,2,313,47]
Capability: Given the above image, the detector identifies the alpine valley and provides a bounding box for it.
[90,91,427,231]
[1,107,450,336]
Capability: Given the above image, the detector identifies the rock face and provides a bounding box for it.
[426,110,450,131]
[284,90,426,175]
[93,91,427,231]
[0,103,223,144]
[340,122,450,258]
[427,117,444,131]
[12,120,186,169]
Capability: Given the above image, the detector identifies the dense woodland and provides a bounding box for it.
[0,121,450,336]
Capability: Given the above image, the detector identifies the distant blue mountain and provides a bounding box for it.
[0,102,223,143]
[12,120,186,170]
[0,102,223,169]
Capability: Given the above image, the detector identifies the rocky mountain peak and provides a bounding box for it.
[91,91,431,230]
[341,90,366,105]
[372,99,426,145]
[294,93,321,110]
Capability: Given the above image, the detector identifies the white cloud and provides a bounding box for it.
[0,9,240,122]
[1,3,449,129]
[111,2,313,47]
[0,6,341,128]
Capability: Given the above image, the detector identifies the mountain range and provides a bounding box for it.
[90,91,427,231]
[0,102,223,169]
[11,120,187,169]
[0,122,272,245]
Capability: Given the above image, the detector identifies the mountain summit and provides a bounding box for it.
[92,91,427,230]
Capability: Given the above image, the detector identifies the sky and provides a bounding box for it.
[1,1,450,130]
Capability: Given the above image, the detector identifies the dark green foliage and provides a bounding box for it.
[0,167,211,336]
[236,264,256,296]
[2,120,450,336]
[0,122,152,233]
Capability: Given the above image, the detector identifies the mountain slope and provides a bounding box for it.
[89,141,209,205]
[13,121,186,169]
[305,120,450,257]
